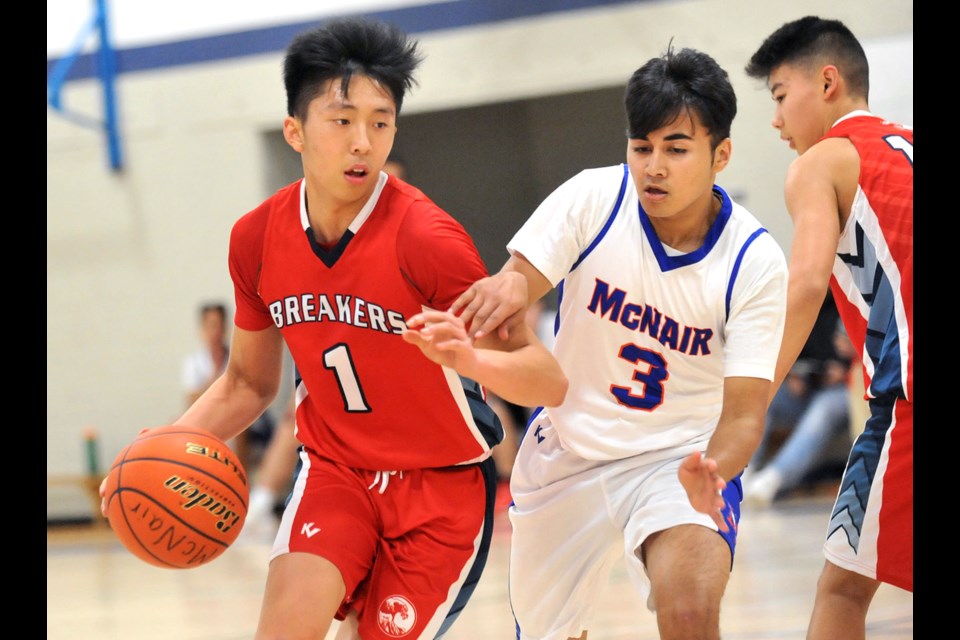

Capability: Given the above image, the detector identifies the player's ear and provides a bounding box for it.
[822,65,840,99]
[713,138,732,173]
[283,116,304,153]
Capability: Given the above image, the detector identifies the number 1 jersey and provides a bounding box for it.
[229,174,501,470]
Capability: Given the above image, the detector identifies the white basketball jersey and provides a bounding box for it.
[509,164,787,460]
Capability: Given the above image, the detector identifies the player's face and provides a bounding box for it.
[627,112,730,224]
[200,310,226,348]
[766,63,827,156]
[283,75,397,203]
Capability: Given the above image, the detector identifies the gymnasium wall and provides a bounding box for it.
[47,0,912,518]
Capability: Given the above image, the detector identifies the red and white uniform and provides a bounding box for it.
[230,174,499,469]
[228,172,500,638]
[821,112,913,592]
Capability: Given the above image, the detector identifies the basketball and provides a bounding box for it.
[103,424,249,569]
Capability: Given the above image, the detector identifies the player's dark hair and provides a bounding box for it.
[745,16,869,99]
[199,302,227,322]
[624,43,736,150]
[283,16,424,119]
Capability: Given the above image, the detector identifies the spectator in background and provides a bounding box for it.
[181,302,230,406]
[181,302,276,472]
[383,154,408,181]
[742,293,857,506]
[240,354,302,541]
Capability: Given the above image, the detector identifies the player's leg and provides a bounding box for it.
[622,453,742,640]
[257,449,380,638]
[806,560,880,640]
[808,396,912,639]
[508,415,621,640]
[642,524,730,640]
[333,610,360,640]
[353,459,498,639]
[256,552,345,638]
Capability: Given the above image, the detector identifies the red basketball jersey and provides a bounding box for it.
[228,176,499,470]
[822,114,913,402]
[820,113,913,592]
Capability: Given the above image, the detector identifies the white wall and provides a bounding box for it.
[47,0,912,516]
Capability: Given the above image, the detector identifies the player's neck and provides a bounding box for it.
[828,98,871,128]
[303,187,367,244]
[648,190,721,253]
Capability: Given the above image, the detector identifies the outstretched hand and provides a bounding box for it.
[678,450,729,532]
[402,309,478,371]
[99,427,151,517]
[449,271,528,340]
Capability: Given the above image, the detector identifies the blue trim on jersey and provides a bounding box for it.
[519,405,546,444]
[570,163,629,272]
[556,279,565,333]
[639,185,733,272]
[827,394,893,552]
[725,227,770,320]
[719,471,743,567]
[558,164,629,334]
[838,221,905,400]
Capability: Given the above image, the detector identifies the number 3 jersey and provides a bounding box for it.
[228,174,501,471]
[509,164,788,460]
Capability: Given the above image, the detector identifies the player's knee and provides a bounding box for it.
[654,592,720,639]
[817,561,879,604]
[659,608,717,634]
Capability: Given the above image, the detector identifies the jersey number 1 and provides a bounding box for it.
[323,343,372,412]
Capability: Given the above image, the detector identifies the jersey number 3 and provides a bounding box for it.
[611,343,667,411]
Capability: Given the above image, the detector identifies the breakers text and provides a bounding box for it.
[269,293,407,333]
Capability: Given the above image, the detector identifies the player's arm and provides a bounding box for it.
[403,307,567,407]
[177,325,285,444]
[772,141,851,399]
[451,252,554,340]
[679,375,770,531]
[100,325,284,516]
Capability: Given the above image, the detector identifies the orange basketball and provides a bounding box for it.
[103,425,249,569]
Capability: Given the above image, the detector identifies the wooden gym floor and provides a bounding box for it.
[47,492,913,639]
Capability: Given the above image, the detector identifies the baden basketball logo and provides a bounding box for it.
[377,595,416,636]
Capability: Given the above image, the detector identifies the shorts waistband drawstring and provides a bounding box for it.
[368,470,404,494]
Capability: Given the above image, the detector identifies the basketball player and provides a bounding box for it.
[452,45,787,640]
[101,17,566,640]
[745,16,913,638]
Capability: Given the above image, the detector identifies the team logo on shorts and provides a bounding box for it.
[377,595,416,637]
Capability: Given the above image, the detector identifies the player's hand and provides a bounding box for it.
[678,450,729,532]
[100,427,151,518]
[99,476,109,517]
[402,309,478,371]
[450,271,528,340]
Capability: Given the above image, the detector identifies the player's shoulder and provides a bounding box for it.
[569,164,629,187]
[543,164,630,207]
[232,179,300,237]
[725,200,786,263]
[385,177,472,244]
[832,112,912,136]
[723,190,766,233]
[383,175,446,218]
